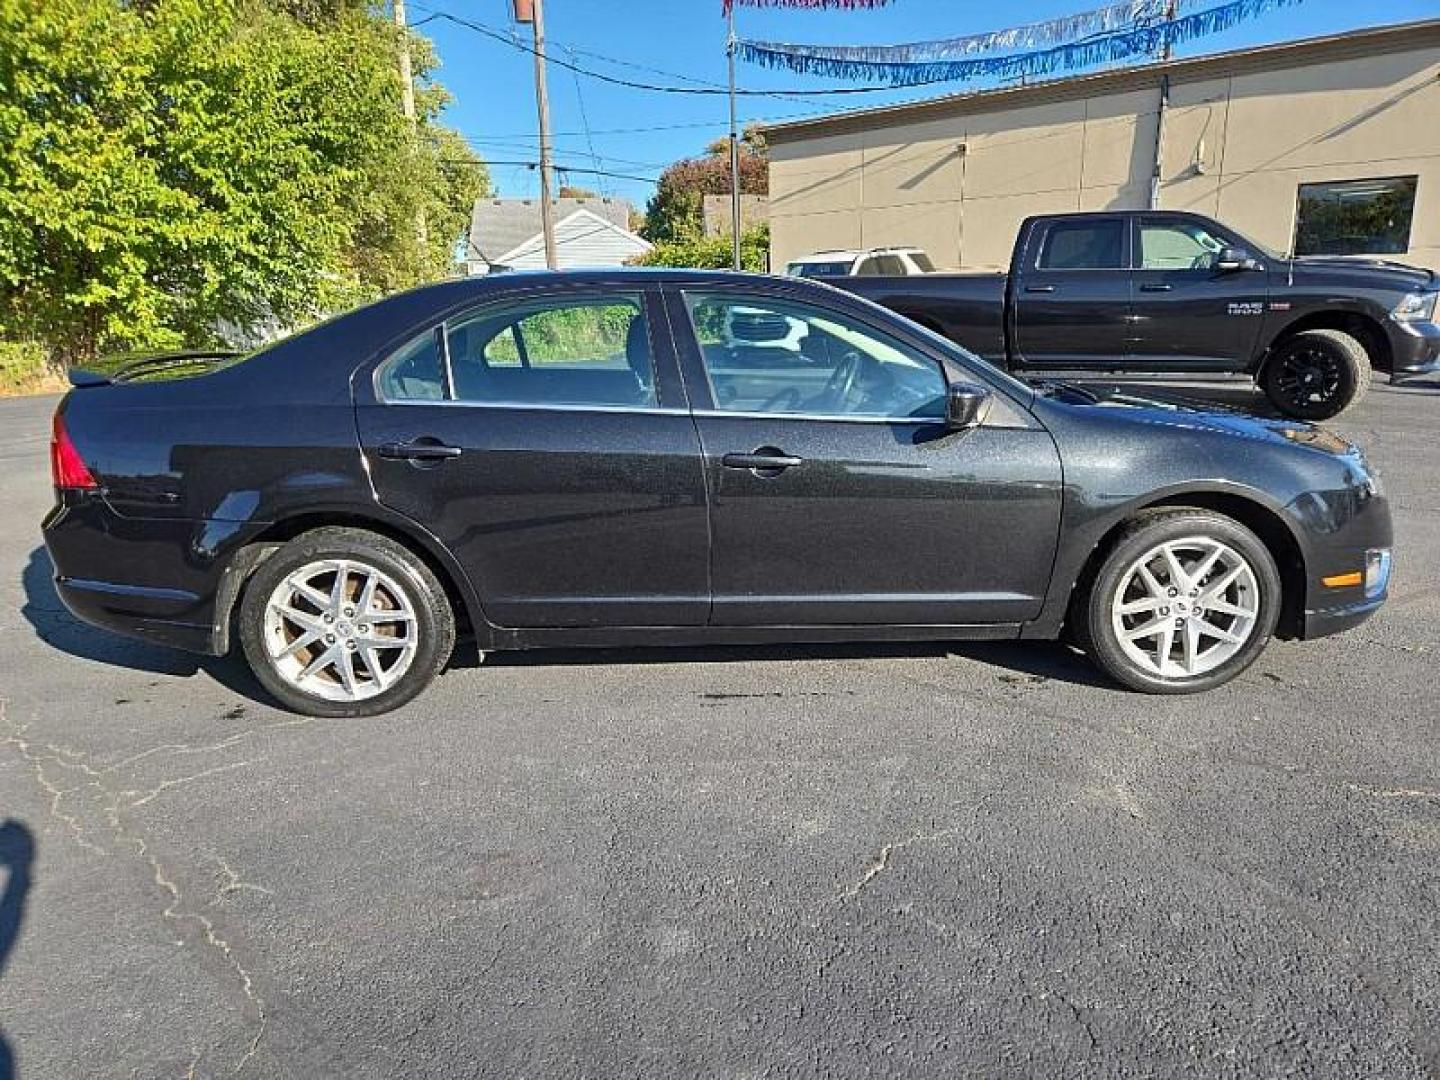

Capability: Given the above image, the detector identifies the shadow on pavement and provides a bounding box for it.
[0,820,35,1080]
[19,546,271,705]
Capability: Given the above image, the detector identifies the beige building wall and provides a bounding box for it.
[767,24,1440,272]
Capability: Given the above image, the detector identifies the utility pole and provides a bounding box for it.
[1160,0,1177,60]
[726,5,742,271]
[517,0,558,269]
[393,0,428,250]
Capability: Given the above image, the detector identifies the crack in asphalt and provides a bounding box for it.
[0,699,276,1076]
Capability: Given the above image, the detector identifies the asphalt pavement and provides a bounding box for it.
[0,381,1437,1078]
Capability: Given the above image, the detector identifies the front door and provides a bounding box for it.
[355,286,709,628]
[1126,215,1267,371]
[666,286,1064,627]
[1011,215,1133,368]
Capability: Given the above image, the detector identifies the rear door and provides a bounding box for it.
[1011,216,1133,368]
[1126,214,1267,371]
[666,284,1064,627]
[355,284,709,628]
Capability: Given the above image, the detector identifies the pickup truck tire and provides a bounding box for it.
[1082,510,1281,694]
[1260,329,1370,421]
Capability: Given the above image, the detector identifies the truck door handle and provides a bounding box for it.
[378,439,463,461]
[1139,283,1173,292]
[1025,284,1056,293]
[722,449,803,474]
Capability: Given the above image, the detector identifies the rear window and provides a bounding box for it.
[787,260,854,278]
[1037,220,1125,270]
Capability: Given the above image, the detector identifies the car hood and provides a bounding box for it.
[1287,255,1436,292]
[1066,384,1363,458]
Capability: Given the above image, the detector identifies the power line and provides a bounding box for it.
[412,5,964,96]
[443,158,661,185]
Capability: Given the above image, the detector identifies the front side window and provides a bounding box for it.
[1293,176,1417,256]
[1138,219,1227,270]
[1037,220,1125,270]
[683,293,948,420]
[875,255,907,275]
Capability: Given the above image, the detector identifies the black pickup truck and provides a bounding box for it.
[830,210,1440,419]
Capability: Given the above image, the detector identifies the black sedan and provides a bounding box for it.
[43,269,1392,716]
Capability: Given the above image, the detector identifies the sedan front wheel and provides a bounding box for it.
[1083,510,1281,693]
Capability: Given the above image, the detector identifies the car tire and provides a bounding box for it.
[238,527,455,717]
[1083,509,1281,694]
[1260,329,1370,421]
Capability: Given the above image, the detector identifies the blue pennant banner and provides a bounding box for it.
[738,0,1305,85]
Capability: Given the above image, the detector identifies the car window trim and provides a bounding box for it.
[372,285,676,409]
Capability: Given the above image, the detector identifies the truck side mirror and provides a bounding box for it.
[945,383,992,431]
[1215,246,1258,272]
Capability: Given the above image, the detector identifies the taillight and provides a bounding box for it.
[51,412,99,490]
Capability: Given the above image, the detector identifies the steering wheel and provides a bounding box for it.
[759,387,803,413]
[821,349,864,411]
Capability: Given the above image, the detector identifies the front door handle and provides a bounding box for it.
[1139,283,1174,292]
[378,439,463,461]
[1025,284,1057,293]
[722,449,803,476]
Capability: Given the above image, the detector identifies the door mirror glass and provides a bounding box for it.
[945,383,992,430]
[1215,246,1258,272]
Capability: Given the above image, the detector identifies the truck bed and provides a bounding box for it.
[830,273,1009,365]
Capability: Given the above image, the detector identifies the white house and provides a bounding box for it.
[466,197,651,274]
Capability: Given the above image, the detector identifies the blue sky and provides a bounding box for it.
[412,0,1438,210]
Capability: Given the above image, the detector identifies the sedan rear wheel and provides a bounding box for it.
[239,528,454,717]
[1084,510,1280,693]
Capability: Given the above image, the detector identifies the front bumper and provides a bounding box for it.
[1385,318,1440,381]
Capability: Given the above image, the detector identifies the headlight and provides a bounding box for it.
[1391,291,1438,322]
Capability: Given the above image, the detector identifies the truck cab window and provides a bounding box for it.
[1139,221,1226,270]
[1037,220,1124,269]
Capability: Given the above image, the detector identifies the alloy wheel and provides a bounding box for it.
[261,558,420,702]
[1110,536,1260,680]
[1271,347,1343,411]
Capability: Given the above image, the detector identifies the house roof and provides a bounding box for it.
[493,207,652,268]
[760,17,1440,143]
[468,197,635,263]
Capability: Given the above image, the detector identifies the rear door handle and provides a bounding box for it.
[378,440,463,461]
[1025,284,1057,293]
[722,451,803,472]
[1139,283,1173,292]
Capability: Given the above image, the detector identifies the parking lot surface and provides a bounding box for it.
[1,382,1437,1078]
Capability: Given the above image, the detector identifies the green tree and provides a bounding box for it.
[641,127,767,246]
[0,0,487,366]
[629,224,770,273]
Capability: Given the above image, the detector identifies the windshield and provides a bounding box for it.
[786,260,853,279]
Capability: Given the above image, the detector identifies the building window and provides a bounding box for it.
[1293,176,1418,257]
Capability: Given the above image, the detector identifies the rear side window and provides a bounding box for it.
[908,252,936,272]
[446,295,656,408]
[1037,220,1125,269]
[376,330,444,401]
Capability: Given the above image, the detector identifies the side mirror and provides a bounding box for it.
[1215,246,1259,272]
[945,383,992,431]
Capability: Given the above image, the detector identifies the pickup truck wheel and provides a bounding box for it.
[1260,329,1370,420]
[238,527,455,718]
[1083,510,1280,694]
